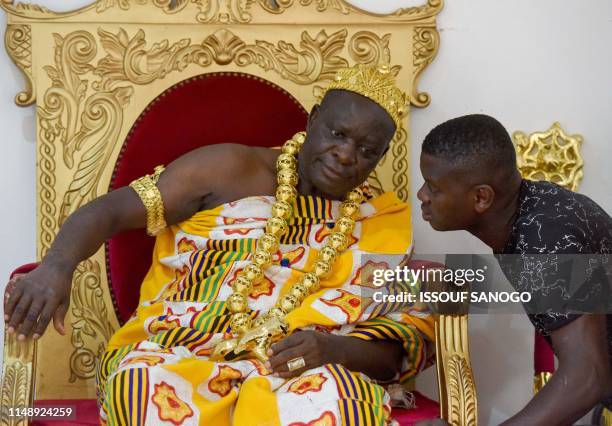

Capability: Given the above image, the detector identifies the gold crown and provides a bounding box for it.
[321,63,409,130]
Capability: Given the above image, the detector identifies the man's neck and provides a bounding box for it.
[468,178,523,253]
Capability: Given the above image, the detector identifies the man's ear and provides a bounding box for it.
[307,104,320,132]
[473,184,495,214]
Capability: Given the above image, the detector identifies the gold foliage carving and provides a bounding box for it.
[300,0,350,14]
[5,24,34,106]
[513,122,584,192]
[38,31,134,224]
[411,27,439,107]
[69,260,116,382]
[1,335,35,426]
[447,354,478,426]
[436,315,477,426]
[94,28,348,89]
[348,31,401,75]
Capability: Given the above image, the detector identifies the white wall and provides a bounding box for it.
[1,1,610,424]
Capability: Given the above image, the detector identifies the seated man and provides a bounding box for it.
[418,114,612,425]
[5,64,434,425]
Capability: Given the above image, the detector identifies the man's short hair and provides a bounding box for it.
[422,114,517,176]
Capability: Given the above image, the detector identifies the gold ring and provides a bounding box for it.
[287,356,306,372]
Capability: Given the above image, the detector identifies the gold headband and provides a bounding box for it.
[321,63,409,130]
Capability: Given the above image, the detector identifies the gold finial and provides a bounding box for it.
[513,122,584,192]
[321,63,409,130]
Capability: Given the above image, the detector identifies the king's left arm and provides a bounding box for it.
[502,314,611,426]
[266,330,404,380]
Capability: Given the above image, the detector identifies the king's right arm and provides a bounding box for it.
[3,143,252,341]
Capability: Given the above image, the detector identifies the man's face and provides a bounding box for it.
[417,153,476,231]
[299,90,396,199]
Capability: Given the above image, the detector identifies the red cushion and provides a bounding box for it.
[31,400,99,426]
[107,72,308,323]
[393,392,441,425]
[32,396,439,425]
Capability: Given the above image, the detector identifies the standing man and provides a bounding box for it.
[418,114,611,425]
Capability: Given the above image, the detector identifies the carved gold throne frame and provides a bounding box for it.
[0,1,476,424]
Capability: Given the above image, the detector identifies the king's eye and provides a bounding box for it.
[330,129,344,138]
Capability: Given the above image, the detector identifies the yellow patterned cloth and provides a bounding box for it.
[97,192,434,425]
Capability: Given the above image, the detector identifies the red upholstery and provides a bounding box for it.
[32,394,439,426]
[534,331,555,374]
[32,400,98,426]
[107,72,308,323]
[393,392,442,425]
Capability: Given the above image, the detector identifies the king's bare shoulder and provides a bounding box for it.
[157,144,274,224]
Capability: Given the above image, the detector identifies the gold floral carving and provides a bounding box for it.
[69,260,116,381]
[300,0,350,14]
[411,27,439,108]
[39,31,134,224]
[94,28,347,89]
[513,122,584,192]
[1,336,35,426]
[447,355,477,426]
[436,315,477,426]
[5,25,34,106]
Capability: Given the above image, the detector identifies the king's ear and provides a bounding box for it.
[307,104,320,131]
[473,184,495,213]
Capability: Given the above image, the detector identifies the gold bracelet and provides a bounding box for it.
[129,165,167,236]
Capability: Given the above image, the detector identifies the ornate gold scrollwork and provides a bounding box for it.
[5,24,34,106]
[300,0,350,14]
[411,27,439,108]
[390,127,409,202]
[94,27,348,89]
[348,31,400,76]
[69,260,116,381]
[436,315,477,426]
[513,122,584,192]
[1,336,35,426]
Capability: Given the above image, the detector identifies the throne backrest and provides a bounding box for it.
[1,0,442,400]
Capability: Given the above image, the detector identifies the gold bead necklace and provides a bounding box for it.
[213,132,364,361]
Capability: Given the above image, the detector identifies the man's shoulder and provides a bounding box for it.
[510,180,612,253]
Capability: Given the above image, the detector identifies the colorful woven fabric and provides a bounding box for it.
[97,193,434,425]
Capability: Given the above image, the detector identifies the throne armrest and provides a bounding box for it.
[435,315,478,426]
[1,263,39,426]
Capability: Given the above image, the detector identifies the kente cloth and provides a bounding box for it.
[97,192,434,425]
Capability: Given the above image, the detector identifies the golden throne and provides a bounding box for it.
[0,1,476,424]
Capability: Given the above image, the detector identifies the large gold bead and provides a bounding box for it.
[278,169,299,186]
[253,315,267,327]
[346,188,364,204]
[289,284,309,302]
[276,184,297,203]
[242,264,264,284]
[281,140,300,155]
[293,132,306,144]
[278,294,299,313]
[340,201,360,218]
[272,200,292,221]
[317,246,338,263]
[252,249,272,268]
[232,275,253,295]
[266,217,288,238]
[329,232,349,251]
[257,234,279,253]
[313,260,332,278]
[276,153,297,171]
[267,306,286,320]
[230,313,252,335]
[301,272,320,292]
[335,217,355,234]
[227,293,249,313]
